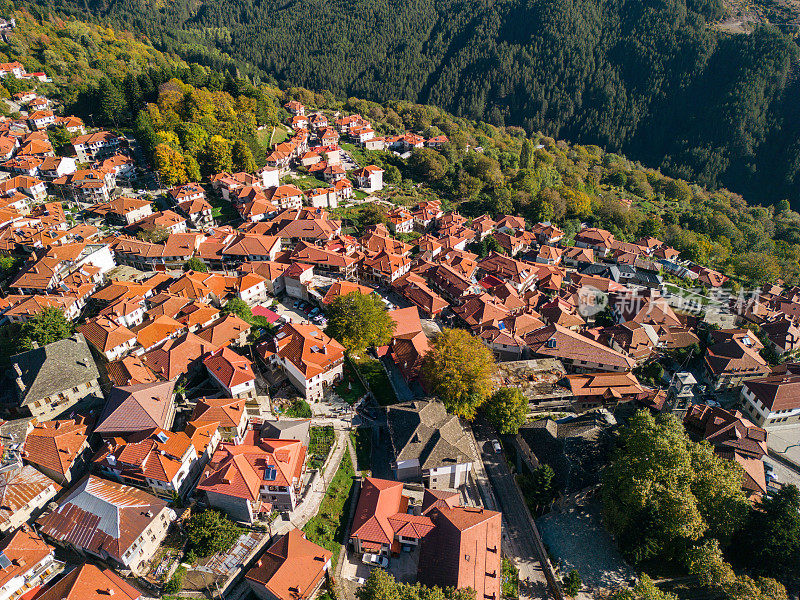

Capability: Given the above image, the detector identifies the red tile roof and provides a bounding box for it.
[198,439,306,500]
[35,562,142,600]
[24,419,89,477]
[245,528,331,600]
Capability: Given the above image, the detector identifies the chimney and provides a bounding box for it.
[14,363,25,393]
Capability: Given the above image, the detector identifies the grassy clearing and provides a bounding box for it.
[207,195,239,224]
[353,355,397,405]
[258,125,289,148]
[290,173,329,190]
[303,451,355,568]
[334,360,366,405]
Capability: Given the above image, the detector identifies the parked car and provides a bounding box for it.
[362,553,389,568]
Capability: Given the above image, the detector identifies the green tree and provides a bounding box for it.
[409,147,448,182]
[664,179,692,203]
[484,387,527,434]
[519,139,534,170]
[420,328,496,420]
[732,484,800,582]
[0,256,19,274]
[47,127,72,153]
[202,135,233,175]
[359,204,388,228]
[325,292,395,354]
[562,570,582,597]
[98,77,126,127]
[601,410,747,565]
[357,568,401,600]
[232,139,257,173]
[285,399,313,418]
[528,465,556,512]
[611,576,678,600]
[185,509,242,557]
[20,307,72,350]
[222,297,253,322]
[184,257,208,272]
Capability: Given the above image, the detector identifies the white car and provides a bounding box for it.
[362,553,389,567]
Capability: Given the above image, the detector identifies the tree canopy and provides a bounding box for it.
[20,308,72,350]
[222,297,253,322]
[44,0,800,207]
[185,509,242,557]
[184,257,208,272]
[601,410,749,565]
[357,565,475,600]
[325,292,395,354]
[484,387,527,434]
[730,484,800,583]
[420,328,496,419]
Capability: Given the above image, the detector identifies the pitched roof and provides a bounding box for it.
[704,329,769,378]
[197,439,306,500]
[0,526,54,590]
[386,400,475,470]
[351,478,407,545]
[743,371,800,412]
[35,562,142,600]
[196,314,250,347]
[684,405,767,458]
[95,429,193,484]
[204,347,255,388]
[0,465,60,528]
[78,317,136,353]
[417,505,501,600]
[36,475,170,564]
[105,356,159,387]
[24,418,89,477]
[322,281,374,304]
[245,528,331,600]
[95,381,176,435]
[565,371,645,400]
[142,332,218,380]
[192,397,246,429]
[525,323,636,370]
[12,334,100,405]
[264,323,345,378]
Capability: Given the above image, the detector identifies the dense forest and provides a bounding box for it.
[4,7,800,288]
[17,0,800,208]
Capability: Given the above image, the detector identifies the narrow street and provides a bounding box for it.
[472,419,555,600]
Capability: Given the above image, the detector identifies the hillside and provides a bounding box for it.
[3,8,800,287]
[24,0,800,208]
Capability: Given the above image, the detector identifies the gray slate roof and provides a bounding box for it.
[386,400,475,470]
[260,418,311,446]
[11,334,100,405]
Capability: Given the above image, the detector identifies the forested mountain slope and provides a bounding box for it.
[4,6,800,288]
[26,0,800,207]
